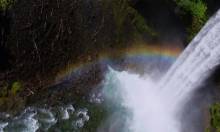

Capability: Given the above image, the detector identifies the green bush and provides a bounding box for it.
[0,81,25,114]
[0,0,13,10]
[0,81,22,97]
[11,81,22,95]
[176,0,207,18]
[174,0,208,40]
[103,0,157,44]
[131,8,157,37]
[205,127,211,132]
[210,103,220,131]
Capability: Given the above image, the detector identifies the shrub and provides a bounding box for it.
[174,0,208,40]
[103,0,157,44]
[11,81,22,95]
[0,0,13,10]
[210,103,220,131]
[176,0,207,18]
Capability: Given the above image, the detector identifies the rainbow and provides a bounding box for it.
[55,43,182,82]
[125,44,181,60]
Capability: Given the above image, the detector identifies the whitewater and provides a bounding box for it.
[101,10,220,132]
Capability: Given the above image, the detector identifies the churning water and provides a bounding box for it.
[101,10,220,132]
[0,105,89,132]
[101,69,180,132]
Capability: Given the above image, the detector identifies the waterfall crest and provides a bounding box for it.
[159,10,220,107]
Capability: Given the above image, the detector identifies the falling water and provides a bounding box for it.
[159,9,220,108]
[101,10,220,132]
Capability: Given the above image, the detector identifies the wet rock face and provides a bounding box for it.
[0,10,12,72]
[0,46,11,71]
[2,0,216,91]
[0,0,104,113]
[0,10,11,46]
[133,0,187,43]
[6,0,109,80]
[1,0,219,115]
[205,0,220,14]
[27,62,107,106]
[2,0,137,83]
[1,0,148,113]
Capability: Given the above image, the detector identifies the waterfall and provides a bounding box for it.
[102,10,220,132]
[159,10,220,107]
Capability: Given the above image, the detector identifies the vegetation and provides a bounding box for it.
[0,81,23,97]
[175,0,207,18]
[0,0,13,10]
[103,0,157,45]
[207,103,220,132]
[0,81,25,114]
[205,128,211,132]
[11,81,22,95]
[174,0,208,40]
[130,8,158,37]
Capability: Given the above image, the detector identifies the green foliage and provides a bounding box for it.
[11,81,22,95]
[110,0,135,44]
[205,127,211,132]
[0,0,13,10]
[103,0,157,44]
[0,81,25,113]
[112,0,128,34]
[174,0,208,40]
[176,0,207,18]
[131,8,158,37]
[0,81,23,97]
[210,103,220,131]
[187,15,207,40]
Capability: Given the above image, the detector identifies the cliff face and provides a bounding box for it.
[0,0,220,114]
[0,0,157,112]
[1,0,220,131]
